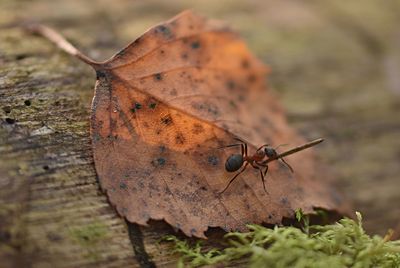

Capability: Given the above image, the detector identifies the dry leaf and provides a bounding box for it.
[29,11,346,238]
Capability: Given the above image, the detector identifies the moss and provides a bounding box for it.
[70,222,108,246]
[69,222,109,260]
[163,212,400,268]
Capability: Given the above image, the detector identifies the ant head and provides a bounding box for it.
[264,147,278,158]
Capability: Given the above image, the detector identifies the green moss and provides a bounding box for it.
[70,222,108,246]
[164,212,400,268]
[69,222,108,260]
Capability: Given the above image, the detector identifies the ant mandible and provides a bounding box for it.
[219,138,324,194]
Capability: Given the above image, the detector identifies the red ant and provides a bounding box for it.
[219,138,324,194]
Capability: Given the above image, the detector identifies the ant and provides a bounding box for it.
[219,138,324,194]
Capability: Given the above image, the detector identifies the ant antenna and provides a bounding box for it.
[268,138,324,163]
[274,144,288,150]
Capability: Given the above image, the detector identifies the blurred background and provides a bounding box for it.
[2,0,399,237]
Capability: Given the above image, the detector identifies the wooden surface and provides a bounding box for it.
[1,1,400,267]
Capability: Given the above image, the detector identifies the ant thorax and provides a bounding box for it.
[256,150,264,156]
[253,150,265,161]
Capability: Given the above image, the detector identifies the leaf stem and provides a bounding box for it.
[25,24,101,69]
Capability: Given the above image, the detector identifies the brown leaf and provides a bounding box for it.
[29,11,347,238]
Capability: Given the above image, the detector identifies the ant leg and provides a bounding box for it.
[263,164,269,177]
[257,159,267,165]
[258,156,292,173]
[233,138,248,156]
[217,143,242,149]
[280,158,294,173]
[218,142,246,162]
[252,164,268,193]
[220,162,249,194]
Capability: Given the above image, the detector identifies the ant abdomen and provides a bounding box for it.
[225,154,244,172]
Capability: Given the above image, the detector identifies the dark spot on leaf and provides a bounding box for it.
[135,102,142,109]
[24,100,31,106]
[155,25,172,38]
[161,114,173,125]
[268,214,273,219]
[160,49,165,55]
[107,135,118,141]
[175,133,186,144]
[5,118,15,124]
[149,102,157,109]
[152,157,166,167]
[207,155,219,166]
[120,182,128,190]
[247,74,257,83]
[42,165,49,170]
[191,41,200,49]
[226,80,235,90]
[241,59,250,69]
[192,123,204,134]
[238,95,246,102]
[169,88,177,96]
[154,73,162,81]
[192,102,219,116]
[149,182,160,192]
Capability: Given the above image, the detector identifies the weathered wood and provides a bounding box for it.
[1,1,400,267]
[0,27,141,267]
